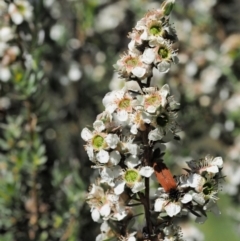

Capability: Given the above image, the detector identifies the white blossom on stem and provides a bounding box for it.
[8,0,33,25]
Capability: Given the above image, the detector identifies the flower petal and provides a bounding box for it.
[139,166,154,177]
[164,202,181,217]
[132,66,146,78]
[132,181,145,193]
[105,134,119,149]
[109,150,121,165]
[96,150,109,163]
[154,198,165,212]
[116,110,129,121]
[81,128,93,141]
[125,155,140,168]
[212,156,223,168]
[142,48,155,64]
[91,208,101,222]
[205,165,219,173]
[157,61,170,73]
[93,120,105,132]
[100,204,111,218]
[148,128,164,141]
[181,193,192,203]
[114,180,125,195]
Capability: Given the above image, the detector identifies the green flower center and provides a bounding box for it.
[203,182,214,195]
[145,95,159,106]
[92,135,105,149]
[124,169,139,184]
[119,98,131,109]
[158,47,169,59]
[150,25,162,36]
[156,113,169,127]
[126,58,138,67]
[17,4,25,14]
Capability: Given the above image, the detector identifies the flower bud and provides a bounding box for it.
[161,0,175,16]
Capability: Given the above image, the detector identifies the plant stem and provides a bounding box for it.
[140,125,154,239]
[145,177,152,235]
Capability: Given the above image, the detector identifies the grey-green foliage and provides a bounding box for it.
[0,0,86,240]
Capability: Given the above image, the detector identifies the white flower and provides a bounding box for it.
[87,184,111,222]
[187,155,223,176]
[180,173,206,192]
[81,125,120,163]
[0,27,14,42]
[102,89,134,123]
[154,187,192,217]
[87,184,121,222]
[96,221,114,241]
[81,126,108,151]
[141,84,170,113]
[129,109,146,135]
[114,167,145,195]
[180,171,219,206]
[115,53,151,79]
[189,174,219,210]
[154,198,181,217]
[148,110,178,141]
[8,0,33,25]
[135,10,166,42]
[148,41,178,73]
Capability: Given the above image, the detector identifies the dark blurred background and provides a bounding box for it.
[0,0,240,240]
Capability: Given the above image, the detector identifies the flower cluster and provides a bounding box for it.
[154,156,223,222]
[86,183,128,222]
[81,1,224,240]
[81,83,180,199]
[0,0,33,82]
[115,1,178,79]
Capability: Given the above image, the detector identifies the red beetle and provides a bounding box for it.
[153,161,177,192]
